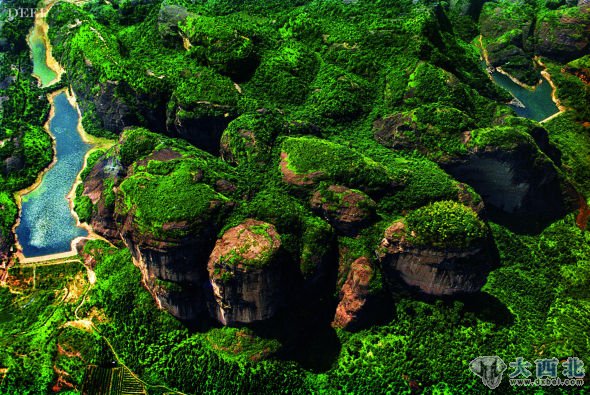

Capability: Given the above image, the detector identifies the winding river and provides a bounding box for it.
[15,9,91,259]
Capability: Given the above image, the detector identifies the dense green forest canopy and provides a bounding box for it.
[0,0,589,393]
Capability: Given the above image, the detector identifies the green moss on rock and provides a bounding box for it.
[220,112,284,165]
[467,126,537,151]
[405,200,488,249]
[305,63,371,121]
[117,165,230,239]
[280,136,394,193]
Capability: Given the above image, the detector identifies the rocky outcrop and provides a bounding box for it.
[373,105,474,158]
[157,4,189,47]
[279,137,397,195]
[310,185,376,236]
[442,127,575,233]
[82,155,125,241]
[78,128,238,321]
[166,110,232,155]
[118,189,231,321]
[219,112,285,166]
[479,1,590,83]
[373,113,418,151]
[332,257,374,330]
[165,71,238,154]
[479,3,538,85]
[207,219,285,326]
[72,78,168,137]
[92,81,139,132]
[379,220,495,296]
[535,5,590,62]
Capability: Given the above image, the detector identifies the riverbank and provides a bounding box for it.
[11,89,61,263]
[477,35,566,123]
[65,89,114,255]
[13,90,115,264]
[13,1,115,263]
[28,1,64,87]
[478,35,539,90]
[535,57,568,123]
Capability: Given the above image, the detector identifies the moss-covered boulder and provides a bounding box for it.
[279,136,396,194]
[379,201,496,296]
[246,41,319,106]
[310,184,377,236]
[166,68,239,154]
[442,125,576,232]
[305,63,371,122]
[403,62,486,114]
[116,162,233,320]
[179,14,259,81]
[207,219,286,325]
[535,5,590,62]
[374,104,474,159]
[220,112,284,165]
[77,128,238,321]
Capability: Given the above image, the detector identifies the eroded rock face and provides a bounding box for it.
[119,197,230,321]
[92,81,139,132]
[535,5,590,62]
[82,156,125,242]
[445,147,567,230]
[166,103,234,155]
[379,222,495,296]
[158,4,189,47]
[332,257,373,330]
[73,80,168,137]
[207,219,285,325]
[310,185,376,236]
[373,113,418,150]
[443,144,572,232]
[80,129,239,321]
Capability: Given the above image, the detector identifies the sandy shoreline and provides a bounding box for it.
[535,57,568,123]
[28,0,64,87]
[11,88,61,263]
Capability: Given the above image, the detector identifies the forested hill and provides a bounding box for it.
[1,0,590,393]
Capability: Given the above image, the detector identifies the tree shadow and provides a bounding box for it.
[455,291,515,327]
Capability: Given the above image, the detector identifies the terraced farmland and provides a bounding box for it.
[82,366,146,395]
